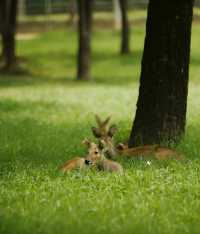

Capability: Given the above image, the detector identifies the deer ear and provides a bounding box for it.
[102,116,111,127]
[108,125,117,137]
[91,127,102,138]
[82,138,91,147]
[95,114,102,127]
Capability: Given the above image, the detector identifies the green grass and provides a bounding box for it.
[0,20,200,234]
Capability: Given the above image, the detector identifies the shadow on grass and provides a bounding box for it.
[0,98,58,112]
[0,49,143,88]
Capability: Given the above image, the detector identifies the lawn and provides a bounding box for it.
[0,18,200,234]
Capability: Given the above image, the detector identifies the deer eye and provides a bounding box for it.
[94,151,98,154]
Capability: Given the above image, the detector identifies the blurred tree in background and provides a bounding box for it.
[77,0,93,80]
[69,0,76,26]
[119,0,130,54]
[0,0,18,72]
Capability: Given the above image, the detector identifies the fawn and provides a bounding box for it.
[92,115,183,160]
[60,138,123,173]
[59,140,99,173]
[83,139,123,174]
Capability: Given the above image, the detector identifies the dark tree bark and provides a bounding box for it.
[77,0,93,80]
[129,0,194,147]
[0,0,6,60]
[0,0,18,70]
[119,0,130,54]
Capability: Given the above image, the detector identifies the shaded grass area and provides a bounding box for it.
[2,23,200,86]
[0,23,200,234]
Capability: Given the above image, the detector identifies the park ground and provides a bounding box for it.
[0,12,200,234]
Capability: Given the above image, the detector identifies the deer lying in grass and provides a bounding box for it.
[60,139,123,173]
[92,115,183,160]
[83,139,123,174]
[59,140,99,173]
[116,143,183,160]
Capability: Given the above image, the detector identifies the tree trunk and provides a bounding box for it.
[129,0,194,147]
[113,0,121,30]
[119,0,130,54]
[0,0,18,70]
[69,0,76,26]
[0,0,6,60]
[77,0,93,81]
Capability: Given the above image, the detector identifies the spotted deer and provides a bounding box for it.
[92,115,183,160]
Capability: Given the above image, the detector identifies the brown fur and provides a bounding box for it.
[97,158,123,174]
[117,143,184,160]
[60,157,86,173]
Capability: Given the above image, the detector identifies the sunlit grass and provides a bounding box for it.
[0,20,200,234]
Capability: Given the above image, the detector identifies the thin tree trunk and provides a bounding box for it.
[113,0,121,30]
[119,0,130,54]
[0,0,18,69]
[0,0,6,60]
[77,0,93,81]
[129,0,194,147]
[69,0,76,26]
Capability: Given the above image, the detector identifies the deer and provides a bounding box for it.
[91,115,118,159]
[83,139,123,174]
[91,115,183,161]
[59,140,99,173]
[116,143,183,160]
[60,138,123,173]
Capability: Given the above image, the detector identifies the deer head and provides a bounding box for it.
[82,138,103,166]
[91,115,117,158]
